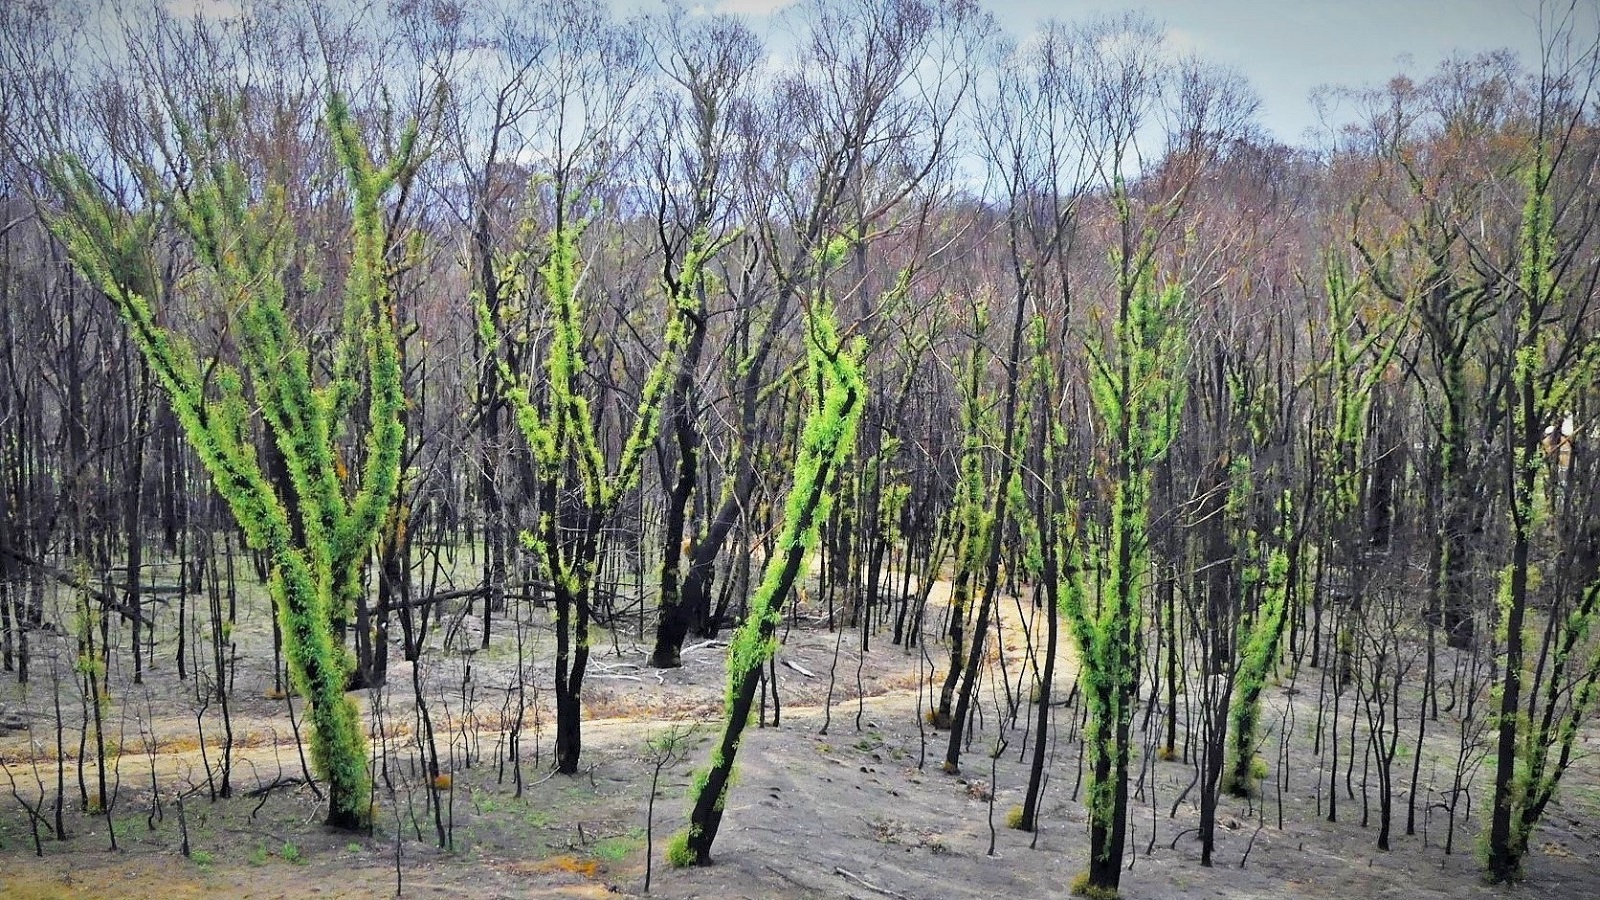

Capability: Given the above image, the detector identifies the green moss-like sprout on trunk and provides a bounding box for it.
[47,94,418,829]
[481,223,707,774]
[933,332,998,728]
[671,283,870,866]
[1315,254,1401,693]
[1483,145,1600,883]
[1068,216,1189,897]
[1224,491,1293,796]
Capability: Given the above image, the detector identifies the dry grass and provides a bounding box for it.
[499,854,604,879]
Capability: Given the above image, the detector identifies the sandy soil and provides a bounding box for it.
[2,576,1598,899]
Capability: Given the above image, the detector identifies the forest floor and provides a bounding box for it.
[1,574,1599,899]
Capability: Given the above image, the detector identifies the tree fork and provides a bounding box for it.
[47,94,419,829]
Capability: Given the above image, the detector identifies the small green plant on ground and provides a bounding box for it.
[1070,871,1121,900]
[665,828,697,868]
[1005,805,1026,830]
[592,831,643,862]
[854,734,884,752]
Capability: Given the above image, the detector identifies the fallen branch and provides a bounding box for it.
[834,866,911,900]
[245,776,308,798]
[1240,822,1265,869]
[0,546,153,628]
[373,585,488,614]
[782,659,816,678]
[530,762,599,788]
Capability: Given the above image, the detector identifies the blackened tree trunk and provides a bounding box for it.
[677,299,865,866]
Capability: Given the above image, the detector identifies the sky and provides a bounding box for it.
[691,0,1576,147]
[153,0,1586,147]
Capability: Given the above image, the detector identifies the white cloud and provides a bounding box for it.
[715,0,794,16]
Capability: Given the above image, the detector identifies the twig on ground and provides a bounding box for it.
[1240,822,1265,868]
[782,659,816,678]
[246,776,309,798]
[834,866,911,900]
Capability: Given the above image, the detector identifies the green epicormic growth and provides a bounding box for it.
[1320,256,1400,521]
[481,221,701,774]
[1224,491,1292,796]
[1069,238,1189,898]
[671,291,868,866]
[933,332,998,728]
[1483,146,1600,883]
[48,94,418,829]
[1315,254,1401,694]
